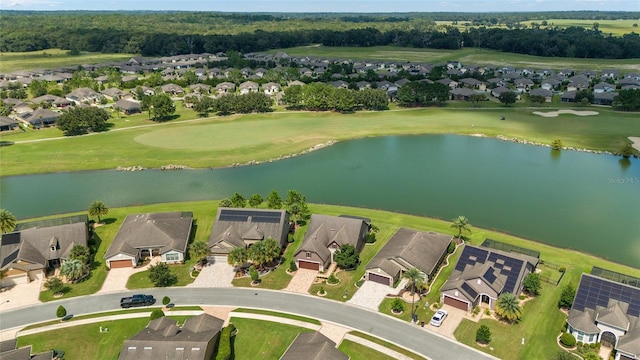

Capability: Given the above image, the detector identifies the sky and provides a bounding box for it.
[1,0,639,12]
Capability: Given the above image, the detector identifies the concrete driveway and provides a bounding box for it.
[0,279,42,313]
[428,304,466,339]
[283,269,317,293]
[98,257,160,293]
[348,280,399,310]
[187,258,235,288]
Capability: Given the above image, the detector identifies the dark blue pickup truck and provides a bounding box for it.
[120,294,155,308]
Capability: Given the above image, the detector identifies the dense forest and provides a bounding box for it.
[1,11,639,58]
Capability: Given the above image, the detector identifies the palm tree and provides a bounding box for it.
[60,259,85,281]
[495,292,522,323]
[402,267,426,322]
[189,240,210,264]
[228,247,248,267]
[88,201,109,223]
[450,216,471,240]
[248,241,268,269]
[262,238,281,265]
[0,209,17,234]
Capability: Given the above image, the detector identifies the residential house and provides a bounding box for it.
[118,314,224,360]
[0,339,54,360]
[101,88,133,101]
[288,80,306,87]
[3,98,31,114]
[567,75,591,92]
[529,88,553,102]
[593,82,616,94]
[0,221,89,287]
[436,78,458,89]
[490,86,512,98]
[593,92,618,106]
[459,78,486,91]
[566,271,640,360]
[189,84,211,94]
[514,78,535,93]
[139,86,155,97]
[541,78,562,91]
[207,208,290,260]
[0,116,18,131]
[121,75,139,83]
[215,82,236,95]
[439,244,538,311]
[280,332,349,360]
[331,80,349,89]
[600,69,620,80]
[31,94,72,108]
[355,81,371,90]
[239,81,259,94]
[365,228,452,288]
[262,82,281,96]
[66,87,102,105]
[394,78,411,88]
[294,214,368,271]
[160,83,184,95]
[104,212,193,269]
[449,88,475,101]
[114,99,142,115]
[21,109,60,128]
[561,90,577,103]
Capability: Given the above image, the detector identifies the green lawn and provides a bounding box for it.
[2,106,638,176]
[232,308,321,325]
[346,331,427,360]
[17,316,189,360]
[338,339,397,360]
[520,19,640,36]
[0,49,135,73]
[228,318,313,359]
[125,259,198,289]
[265,46,640,72]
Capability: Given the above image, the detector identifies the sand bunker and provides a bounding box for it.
[532,110,599,118]
[629,137,640,152]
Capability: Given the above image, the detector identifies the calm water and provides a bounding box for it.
[1,135,639,267]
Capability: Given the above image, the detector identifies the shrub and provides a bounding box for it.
[56,305,67,318]
[560,333,576,347]
[558,284,576,309]
[476,325,492,344]
[249,265,259,283]
[365,232,377,244]
[319,286,325,295]
[148,263,177,287]
[334,244,359,270]
[288,260,297,272]
[217,324,236,360]
[447,242,456,254]
[519,294,526,300]
[391,298,405,313]
[523,273,541,296]
[327,274,339,284]
[559,266,566,273]
[44,277,65,294]
[162,296,171,305]
[551,139,563,150]
[472,306,480,316]
[484,308,491,316]
[553,350,575,360]
[150,309,165,320]
[576,341,583,348]
[355,279,364,288]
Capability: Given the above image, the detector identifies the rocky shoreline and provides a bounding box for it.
[228,140,337,168]
[495,135,615,155]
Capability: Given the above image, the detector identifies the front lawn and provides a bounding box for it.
[338,339,396,360]
[126,259,198,289]
[226,318,312,359]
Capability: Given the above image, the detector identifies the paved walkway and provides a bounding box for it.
[348,279,405,311]
[282,269,317,294]
[97,257,160,294]
[8,307,425,360]
[187,260,235,288]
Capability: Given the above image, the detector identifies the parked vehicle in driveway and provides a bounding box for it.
[430,309,448,327]
[120,294,155,308]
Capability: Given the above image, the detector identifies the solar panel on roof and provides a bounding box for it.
[483,268,497,283]
[1,250,18,268]
[574,274,640,317]
[219,209,282,224]
[461,282,478,300]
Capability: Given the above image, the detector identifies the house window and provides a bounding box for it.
[577,332,584,342]
[588,333,595,342]
[165,253,179,262]
[305,252,311,259]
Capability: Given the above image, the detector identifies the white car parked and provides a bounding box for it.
[430,309,448,327]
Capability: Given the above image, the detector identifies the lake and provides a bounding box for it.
[1,135,639,267]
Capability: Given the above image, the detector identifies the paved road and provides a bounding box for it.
[0,288,496,360]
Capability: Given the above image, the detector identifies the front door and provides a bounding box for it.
[601,331,616,347]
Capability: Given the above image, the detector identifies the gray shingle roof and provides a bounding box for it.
[280,332,348,360]
[105,212,193,259]
[118,314,223,360]
[366,228,451,279]
[207,208,289,254]
[295,214,366,264]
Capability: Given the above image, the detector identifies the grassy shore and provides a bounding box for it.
[265,46,640,72]
[2,106,638,176]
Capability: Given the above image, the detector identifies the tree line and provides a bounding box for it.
[2,11,640,58]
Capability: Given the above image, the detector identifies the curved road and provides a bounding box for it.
[0,288,495,360]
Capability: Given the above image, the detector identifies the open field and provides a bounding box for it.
[2,106,639,177]
[0,49,135,73]
[521,19,640,36]
[265,46,640,72]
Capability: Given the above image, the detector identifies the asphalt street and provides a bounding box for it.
[0,288,496,360]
